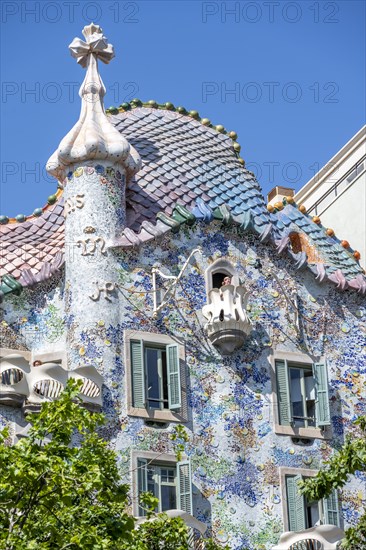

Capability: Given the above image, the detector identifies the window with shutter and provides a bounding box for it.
[275,357,330,432]
[135,457,187,516]
[323,489,340,526]
[286,474,306,531]
[276,359,291,426]
[285,474,340,532]
[137,458,148,516]
[126,330,186,422]
[177,459,193,515]
[313,362,331,427]
[131,340,145,409]
[167,344,181,410]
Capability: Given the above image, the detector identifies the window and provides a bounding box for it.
[125,330,187,422]
[205,258,239,295]
[131,340,180,410]
[276,359,330,429]
[136,457,192,517]
[285,474,340,532]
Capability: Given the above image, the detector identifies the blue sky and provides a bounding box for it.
[1,0,365,216]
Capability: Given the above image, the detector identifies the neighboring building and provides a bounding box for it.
[1,25,365,550]
[294,126,366,269]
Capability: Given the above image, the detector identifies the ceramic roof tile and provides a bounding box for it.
[0,198,65,283]
[275,203,364,281]
[1,105,364,294]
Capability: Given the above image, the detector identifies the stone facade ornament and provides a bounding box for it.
[64,194,85,217]
[89,281,116,301]
[272,525,345,550]
[202,284,251,355]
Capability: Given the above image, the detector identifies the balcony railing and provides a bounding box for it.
[202,284,251,354]
[309,156,365,216]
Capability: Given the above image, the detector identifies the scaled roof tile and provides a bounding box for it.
[0,105,364,294]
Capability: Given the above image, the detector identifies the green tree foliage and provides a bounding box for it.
[0,380,226,550]
[0,379,134,549]
[300,416,366,549]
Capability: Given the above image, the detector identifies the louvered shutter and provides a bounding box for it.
[177,459,193,515]
[276,359,291,426]
[167,344,181,410]
[286,475,306,532]
[131,340,146,408]
[323,490,340,526]
[137,458,148,516]
[313,362,330,427]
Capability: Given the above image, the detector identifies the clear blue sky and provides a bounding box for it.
[1,0,365,216]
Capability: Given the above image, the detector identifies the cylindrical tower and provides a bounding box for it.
[46,24,141,372]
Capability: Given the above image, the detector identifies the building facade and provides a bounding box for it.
[1,26,365,550]
[294,126,366,269]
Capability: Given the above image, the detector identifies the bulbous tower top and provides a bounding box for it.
[46,23,141,181]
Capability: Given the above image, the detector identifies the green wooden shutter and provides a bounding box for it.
[286,475,306,532]
[276,359,291,426]
[137,458,148,516]
[131,340,146,408]
[323,489,340,526]
[177,459,193,515]
[313,362,330,427]
[167,344,181,410]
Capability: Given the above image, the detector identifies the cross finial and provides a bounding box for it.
[69,23,115,68]
[46,24,141,181]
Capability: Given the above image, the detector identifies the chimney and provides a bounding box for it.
[267,186,295,206]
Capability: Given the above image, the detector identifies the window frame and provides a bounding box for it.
[125,329,188,423]
[287,363,316,429]
[280,467,340,532]
[131,450,193,518]
[270,351,331,440]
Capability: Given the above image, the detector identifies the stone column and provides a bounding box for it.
[46,24,141,372]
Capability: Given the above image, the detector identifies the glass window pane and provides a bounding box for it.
[304,370,316,426]
[161,468,175,483]
[162,350,169,408]
[290,368,305,427]
[146,347,161,409]
[161,484,176,511]
[306,499,320,527]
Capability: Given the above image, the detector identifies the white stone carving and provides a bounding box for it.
[64,194,85,217]
[272,525,345,550]
[0,351,103,411]
[71,366,103,409]
[202,285,251,354]
[46,24,141,181]
[77,237,106,256]
[89,281,116,301]
[27,362,103,410]
[29,362,67,404]
[0,352,30,406]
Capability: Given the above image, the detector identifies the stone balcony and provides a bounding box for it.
[202,284,251,355]
[0,351,103,412]
[272,525,345,550]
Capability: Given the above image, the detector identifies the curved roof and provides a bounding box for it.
[114,106,274,236]
[0,102,364,295]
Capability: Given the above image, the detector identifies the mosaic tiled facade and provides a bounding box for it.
[1,24,365,550]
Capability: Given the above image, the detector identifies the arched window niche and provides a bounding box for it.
[205,258,239,299]
[202,259,251,355]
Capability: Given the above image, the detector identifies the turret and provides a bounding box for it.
[46,24,141,373]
